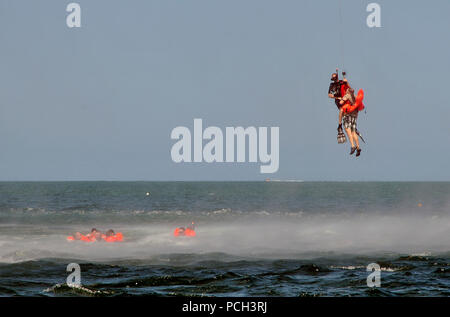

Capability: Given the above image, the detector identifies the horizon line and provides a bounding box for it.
[0,180,449,183]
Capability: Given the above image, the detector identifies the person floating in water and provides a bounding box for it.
[86,228,102,241]
[174,222,196,237]
[67,228,123,242]
[66,228,101,242]
[102,229,124,242]
[70,232,84,241]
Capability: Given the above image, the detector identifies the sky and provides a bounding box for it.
[0,0,449,181]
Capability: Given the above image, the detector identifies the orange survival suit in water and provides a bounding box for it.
[102,232,123,242]
[67,234,95,242]
[173,227,196,237]
[67,232,123,242]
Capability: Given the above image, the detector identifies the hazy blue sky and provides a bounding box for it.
[0,0,449,181]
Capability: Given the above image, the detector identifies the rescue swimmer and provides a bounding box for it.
[328,69,365,156]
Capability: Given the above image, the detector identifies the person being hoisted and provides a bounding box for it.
[338,86,365,157]
[328,69,366,155]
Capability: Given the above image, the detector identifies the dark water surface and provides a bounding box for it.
[0,182,449,296]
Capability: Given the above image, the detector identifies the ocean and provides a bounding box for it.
[0,181,449,296]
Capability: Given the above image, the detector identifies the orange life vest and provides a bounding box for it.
[341,89,365,114]
[185,228,196,237]
[174,228,183,236]
[103,232,123,242]
[66,234,95,242]
[174,227,196,237]
[67,233,123,242]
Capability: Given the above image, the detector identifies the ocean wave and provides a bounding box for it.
[44,283,114,296]
[0,253,446,296]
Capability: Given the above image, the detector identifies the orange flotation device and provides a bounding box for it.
[103,232,123,242]
[82,235,95,242]
[66,233,123,242]
[174,227,196,237]
[341,89,365,114]
[66,234,95,242]
[185,228,196,237]
[174,228,183,236]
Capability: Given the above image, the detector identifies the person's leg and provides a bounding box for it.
[352,114,362,156]
[343,114,355,152]
[352,131,360,156]
[338,108,343,126]
[352,130,359,149]
[346,128,355,151]
[355,133,362,156]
